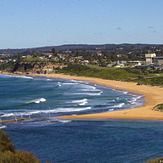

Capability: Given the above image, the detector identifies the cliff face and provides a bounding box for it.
[14,62,67,74]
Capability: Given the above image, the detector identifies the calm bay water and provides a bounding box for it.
[1,74,163,162]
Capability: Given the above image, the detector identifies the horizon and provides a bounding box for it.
[0,43,163,50]
[0,0,163,49]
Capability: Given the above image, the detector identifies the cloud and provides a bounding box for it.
[117,27,122,31]
[93,32,104,35]
[147,26,156,32]
[147,26,153,29]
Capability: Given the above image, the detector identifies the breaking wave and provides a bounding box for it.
[0,107,91,118]
[112,103,125,108]
[5,75,33,79]
[26,98,46,104]
[129,95,143,105]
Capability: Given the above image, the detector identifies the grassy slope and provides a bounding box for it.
[57,64,163,86]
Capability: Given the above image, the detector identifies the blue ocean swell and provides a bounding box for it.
[1,74,162,163]
[3,119,163,163]
[0,74,144,119]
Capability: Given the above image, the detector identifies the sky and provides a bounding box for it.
[0,0,163,49]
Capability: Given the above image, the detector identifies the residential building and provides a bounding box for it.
[152,57,163,66]
[128,61,142,66]
[145,53,156,64]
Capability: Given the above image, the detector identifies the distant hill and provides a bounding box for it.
[0,44,163,54]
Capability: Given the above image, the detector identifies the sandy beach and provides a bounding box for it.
[1,72,163,120]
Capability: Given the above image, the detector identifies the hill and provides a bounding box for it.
[0,43,163,54]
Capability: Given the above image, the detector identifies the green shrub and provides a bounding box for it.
[0,129,40,163]
[153,104,163,111]
[144,158,163,163]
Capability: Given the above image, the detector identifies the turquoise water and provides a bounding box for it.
[1,74,163,162]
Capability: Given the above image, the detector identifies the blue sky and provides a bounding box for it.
[0,0,163,49]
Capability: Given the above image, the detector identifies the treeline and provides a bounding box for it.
[57,64,163,86]
[0,129,39,163]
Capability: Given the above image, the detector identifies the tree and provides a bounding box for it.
[16,53,21,62]
[52,48,56,56]
[33,52,37,58]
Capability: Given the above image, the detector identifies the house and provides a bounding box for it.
[152,57,163,66]
[82,60,89,65]
[116,54,124,58]
[128,61,142,67]
[27,55,32,58]
[145,53,156,65]
[44,53,53,58]
[97,52,102,56]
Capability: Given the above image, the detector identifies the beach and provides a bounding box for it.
[1,72,163,120]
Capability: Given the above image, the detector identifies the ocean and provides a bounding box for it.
[1,74,163,162]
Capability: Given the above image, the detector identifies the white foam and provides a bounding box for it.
[58,120,72,123]
[67,98,88,106]
[72,91,102,96]
[108,109,114,111]
[0,125,7,129]
[80,89,101,92]
[129,96,142,104]
[26,98,46,104]
[62,83,76,85]
[5,75,33,79]
[40,98,46,102]
[108,100,115,102]
[70,98,87,103]
[79,101,88,106]
[122,91,128,94]
[112,103,125,108]
[54,107,91,113]
[57,82,61,86]
[1,113,14,117]
[35,100,40,104]
[80,84,96,90]
[0,107,92,118]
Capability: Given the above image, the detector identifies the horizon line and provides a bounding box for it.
[0,43,163,50]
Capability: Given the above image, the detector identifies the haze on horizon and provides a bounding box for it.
[0,0,163,49]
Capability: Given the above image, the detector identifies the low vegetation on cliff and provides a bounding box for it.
[0,129,39,163]
[153,104,163,112]
[145,158,163,163]
[0,60,163,86]
[56,63,163,86]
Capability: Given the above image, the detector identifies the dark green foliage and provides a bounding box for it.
[0,129,40,163]
[51,48,56,56]
[0,130,15,153]
[57,64,163,86]
[144,158,163,163]
[136,77,163,86]
[153,104,163,111]
[58,63,137,80]
[125,67,150,75]
[0,62,15,72]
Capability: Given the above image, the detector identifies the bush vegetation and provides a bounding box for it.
[57,64,163,86]
[0,129,40,163]
[153,104,163,112]
[23,57,49,62]
[144,158,163,163]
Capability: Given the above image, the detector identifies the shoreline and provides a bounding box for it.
[1,72,163,121]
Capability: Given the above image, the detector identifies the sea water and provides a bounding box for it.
[1,74,163,162]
